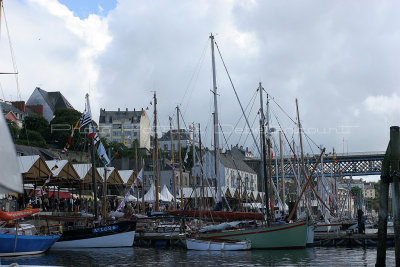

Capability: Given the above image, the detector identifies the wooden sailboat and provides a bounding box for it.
[52,94,136,248]
[184,36,308,249]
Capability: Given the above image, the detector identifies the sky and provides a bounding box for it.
[1,0,399,182]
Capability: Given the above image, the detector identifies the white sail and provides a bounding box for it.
[0,108,23,193]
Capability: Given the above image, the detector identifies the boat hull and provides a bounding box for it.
[0,233,60,257]
[53,221,136,248]
[186,238,251,251]
[198,221,307,249]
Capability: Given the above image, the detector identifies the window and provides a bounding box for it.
[113,131,121,136]
[164,144,168,151]
[125,131,131,136]
[124,125,132,129]
[112,124,121,129]
[134,132,137,136]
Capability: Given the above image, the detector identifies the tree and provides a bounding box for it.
[6,119,19,141]
[17,129,47,148]
[49,108,83,149]
[23,114,50,140]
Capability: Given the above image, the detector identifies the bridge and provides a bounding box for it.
[247,151,385,179]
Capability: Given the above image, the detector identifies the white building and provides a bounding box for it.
[158,129,194,152]
[98,108,151,150]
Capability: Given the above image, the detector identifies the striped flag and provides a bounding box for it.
[62,119,80,153]
[80,111,92,129]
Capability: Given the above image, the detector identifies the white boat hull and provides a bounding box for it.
[186,238,251,251]
[52,230,135,248]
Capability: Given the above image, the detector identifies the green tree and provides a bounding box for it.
[17,129,47,148]
[49,108,83,149]
[23,114,50,140]
[6,119,19,141]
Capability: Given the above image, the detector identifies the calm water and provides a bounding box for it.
[0,247,395,266]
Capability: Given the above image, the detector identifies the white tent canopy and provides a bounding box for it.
[144,183,174,203]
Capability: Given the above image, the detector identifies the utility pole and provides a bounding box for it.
[153,92,159,211]
[176,106,184,206]
[169,116,176,210]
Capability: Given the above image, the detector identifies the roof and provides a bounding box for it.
[220,153,256,174]
[15,145,57,160]
[119,170,134,184]
[159,129,191,141]
[36,87,73,112]
[17,155,51,178]
[97,167,124,184]
[99,109,145,124]
[73,164,102,183]
[46,160,69,176]
[45,160,79,179]
[0,101,25,115]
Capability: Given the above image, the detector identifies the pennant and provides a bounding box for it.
[97,142,111,166]
[184,147,190,163]
[134,168,143,186]
[51,165,58,171]
[62,119,80,153]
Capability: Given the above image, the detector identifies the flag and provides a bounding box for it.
[184,147,190,163]
[80,94,92,129]
[134,168,143,186]
[62,119,80,152]
[80,112,92,129]
[97,142,110,166]
[51,165,58,171]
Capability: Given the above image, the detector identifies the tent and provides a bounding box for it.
[160,185,174,202]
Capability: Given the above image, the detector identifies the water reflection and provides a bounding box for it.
[0,247,395,266]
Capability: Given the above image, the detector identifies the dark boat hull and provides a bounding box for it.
[53,221,136,248]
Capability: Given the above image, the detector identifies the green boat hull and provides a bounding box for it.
[198,221,307,249]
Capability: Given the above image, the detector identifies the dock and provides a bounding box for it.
[314,232,395,247]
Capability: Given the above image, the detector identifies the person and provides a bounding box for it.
[360,211,366,234]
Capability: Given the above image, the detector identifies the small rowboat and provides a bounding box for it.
[186,237,251,251]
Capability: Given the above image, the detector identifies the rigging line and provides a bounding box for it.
[241,110,258,147]
[262,88,297,125]
[180,38,209,106]
[226,89,258,144]
[214,40,260,155]
[2,3,20,100]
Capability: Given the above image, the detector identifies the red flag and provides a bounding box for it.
[146,107,149,110]
[68,136,72,143]
[88,132,95,139]
[115,152,119,156]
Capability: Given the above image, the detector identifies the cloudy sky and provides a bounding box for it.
[1,0,399,164]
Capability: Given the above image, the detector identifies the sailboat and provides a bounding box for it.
[181,35,308,249]
[52,94,136,248]
[0,107,60,256]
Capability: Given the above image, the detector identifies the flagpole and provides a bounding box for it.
[90,137,98,219]
[135,146,139,214]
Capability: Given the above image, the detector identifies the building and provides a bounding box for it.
[195,150,258,195]
[26,87,74,122]
[158,129,194,152]
[364,183,376,199]
[1,100,27,127]
[98,108,151,150]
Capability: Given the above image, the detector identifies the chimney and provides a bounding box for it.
[118,108,120,112]
[134,108,136,112]
[141,108,143,111]
[11,101,25,112]
[126,108,128,112]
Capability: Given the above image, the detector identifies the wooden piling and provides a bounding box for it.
[390,126,400,267]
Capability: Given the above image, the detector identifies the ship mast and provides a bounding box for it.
[259,82,271,226]
[153,92,159,211]
[169,116,176,210]
[176,106,184,206]
[210,33,221,203]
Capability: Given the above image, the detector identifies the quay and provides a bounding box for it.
[314,232,395,247]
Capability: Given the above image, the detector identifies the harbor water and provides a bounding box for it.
[0,247,395,266]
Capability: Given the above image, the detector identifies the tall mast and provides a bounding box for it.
[266,93,274,218]
[192,122,197,208]
[296,99,306,181]
[89,138,98,219]
[142,158,145,215]
[102,149,109,220]
[176,106,184,206]
[135,145,139,214]
[210,33,221,203]
[259,82,271,226]
[198,123,204,213]
[153,92,159,211]
[279,131,285,211]
[169,117,176,210]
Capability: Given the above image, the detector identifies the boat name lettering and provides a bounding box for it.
[92,225,118,233]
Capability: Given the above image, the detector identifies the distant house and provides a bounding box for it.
[158,129,195,152]
[98,108,151,150]
[1,100,28,127]
[26,87,74,122]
